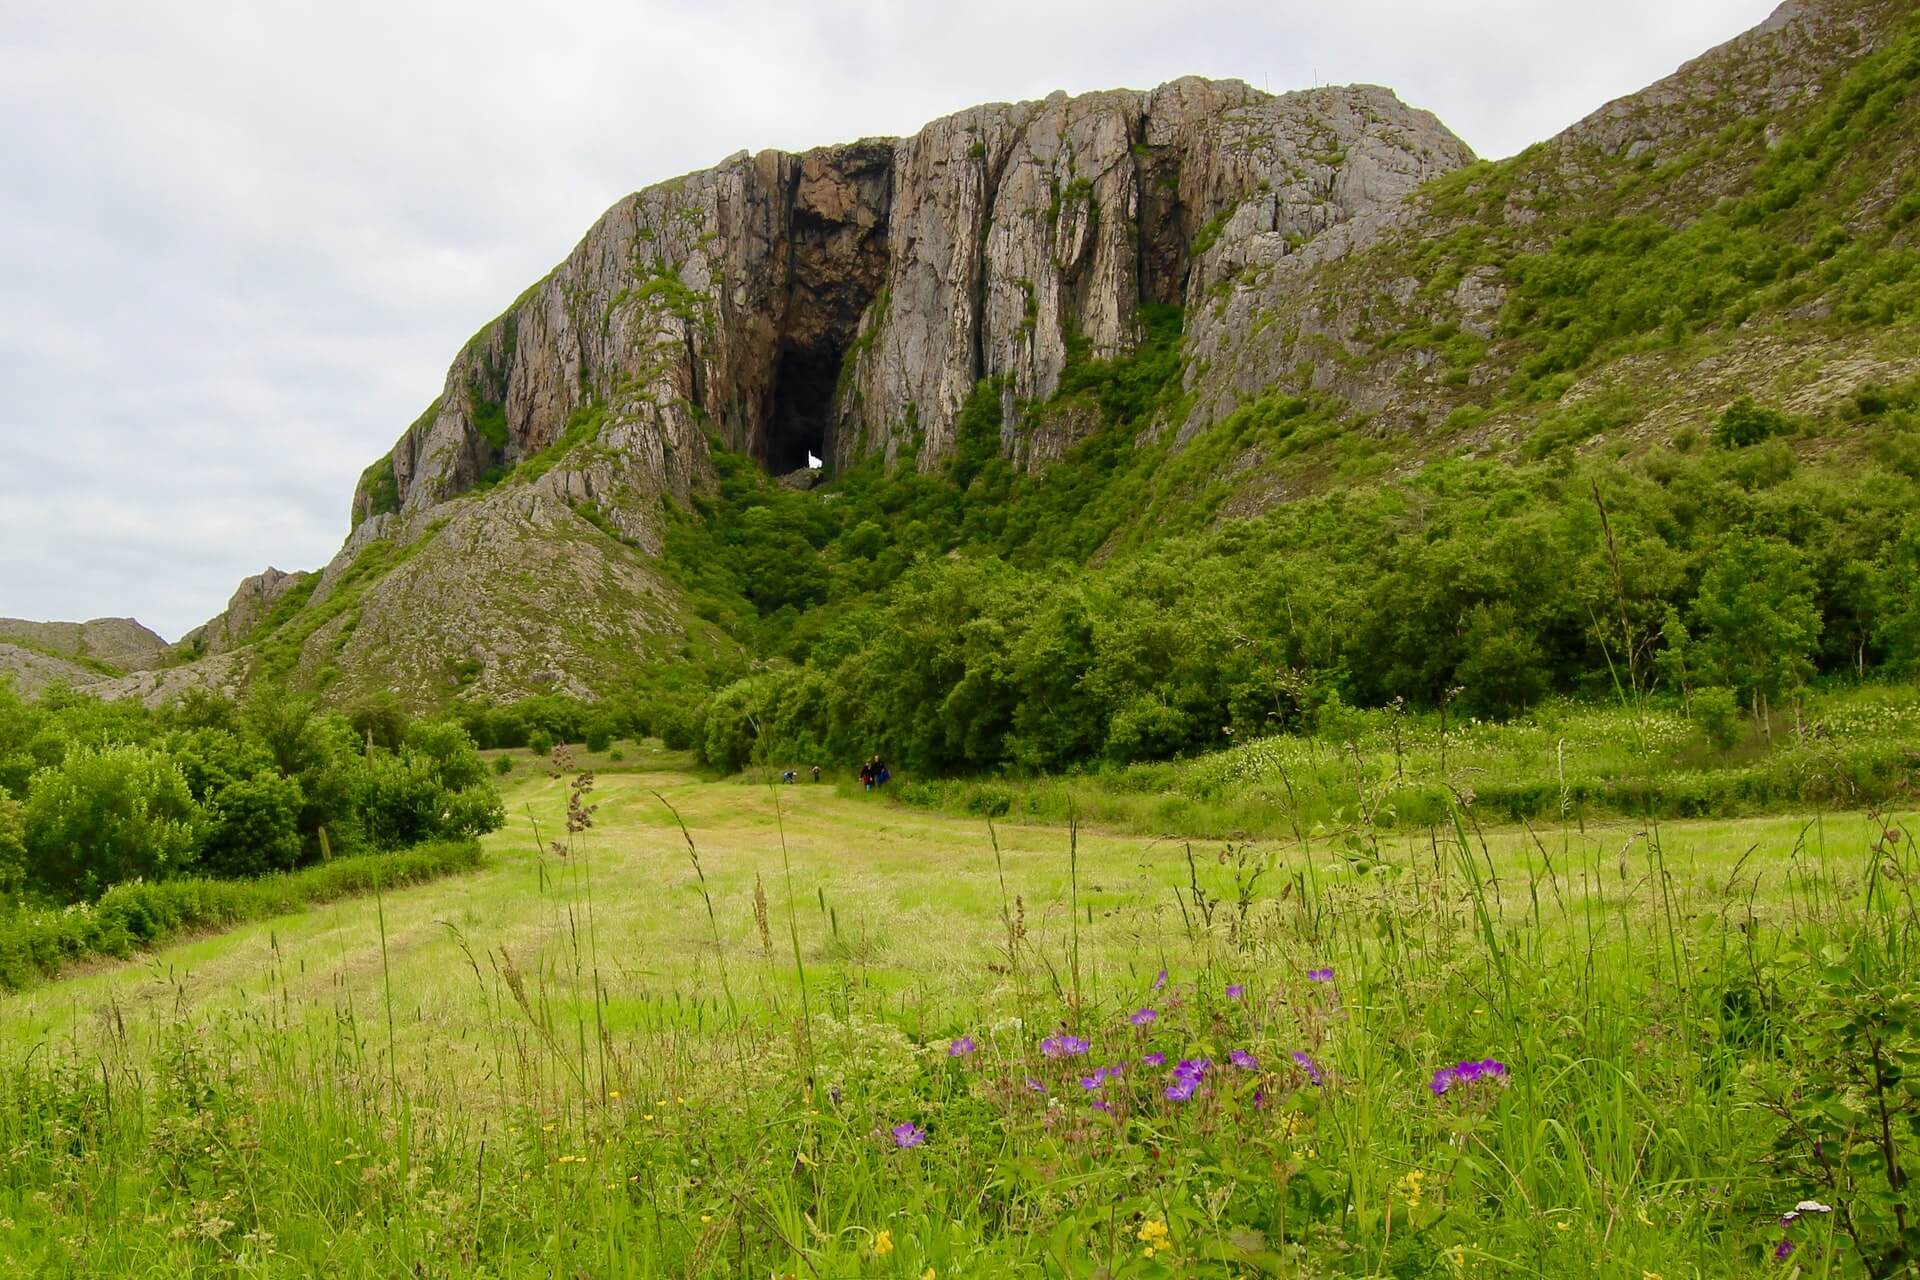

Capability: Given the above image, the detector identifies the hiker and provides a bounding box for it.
[810,765,821,783]
[859,760,873,792]
[782,769,796,784]
[875,757,890,787]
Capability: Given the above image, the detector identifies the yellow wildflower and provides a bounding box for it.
[922,1270,937,1280]
[872,1229,894,1257]
[1398,1168,1426,1209]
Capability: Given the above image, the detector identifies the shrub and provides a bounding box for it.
[198,771,305,879]
[1692,687,1744,751]
[493,756,515,776]
[527,730,554,757]
[1714,396,1793,448]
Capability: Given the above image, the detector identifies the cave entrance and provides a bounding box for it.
[755,140,894,478]
[763,340,838,476]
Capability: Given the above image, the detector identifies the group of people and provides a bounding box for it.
[777,760,888,789]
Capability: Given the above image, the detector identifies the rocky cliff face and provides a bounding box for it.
[115,0,1915,710]
[351,77,1469,548]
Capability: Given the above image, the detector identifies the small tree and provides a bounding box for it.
[1692,687,1743,752]
[1691,534,1822,738]
[0,792,26,898]
[1653,606,1695,712]
[1874,517,1920,675]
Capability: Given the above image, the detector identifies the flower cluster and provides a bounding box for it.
[1040,1032,1090,1059]
[1429,1058,1509,1097]
[1164,1057,1211,1102]
[1136,1218,1172,1259]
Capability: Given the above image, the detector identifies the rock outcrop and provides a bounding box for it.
[0,617,171,674]
[177,568,311,658]
[351,76,1470,551]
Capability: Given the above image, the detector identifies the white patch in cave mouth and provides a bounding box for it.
[807,452,823,470]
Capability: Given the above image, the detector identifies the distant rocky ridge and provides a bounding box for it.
[0,617,171,695]
[43,0,1920,709]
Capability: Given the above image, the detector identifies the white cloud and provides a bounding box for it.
[0,0,1782,638]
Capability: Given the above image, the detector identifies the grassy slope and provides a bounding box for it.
[3,744,1913,1274]
[7,747,1890,1053]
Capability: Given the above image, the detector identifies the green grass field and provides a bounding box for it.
[2,743,1915,1277]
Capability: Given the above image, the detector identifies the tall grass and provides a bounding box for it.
[0,760,1914,1277]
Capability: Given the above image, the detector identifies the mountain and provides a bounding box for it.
[93,0,1920,709]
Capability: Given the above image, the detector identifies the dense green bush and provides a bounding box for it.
[0,685,505,906]
[23,744,201,900]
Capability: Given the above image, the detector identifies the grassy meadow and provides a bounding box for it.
[2,742,1916,1277]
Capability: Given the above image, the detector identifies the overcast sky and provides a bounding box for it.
[1,0,1782,640]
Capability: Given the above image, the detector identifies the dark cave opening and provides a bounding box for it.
[753,140,894,478]
[763,340,839,476]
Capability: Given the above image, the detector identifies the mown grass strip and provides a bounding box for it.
[0,839,484,993]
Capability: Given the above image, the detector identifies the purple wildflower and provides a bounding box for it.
[1774,1239,1794,1261]
[891,1121,925,1149]
[1173,1057,1211,1081]
[1230,1049,1259,1070]
[1163,1077,1197,1102]
[1308,967,1335,983]
[1151,968,1168,992]
[1091,1099,1114,1114]
[1079,1073,1104,1091]
[1290,1050,1326,1086]
[1100,1063,1125,1082]
[1041,1033,1090,1059]
[1130,1007,1158,1027]
[1024,1076,1046,1094]
[1226,983,1245,1000]
[1141,1052,1167,1068]
[1430,1057,1509,1097]
[948,1035,977,1057]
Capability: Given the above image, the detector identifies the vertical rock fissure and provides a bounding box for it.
[1131,110,1191,308]
[760,143,895,476]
